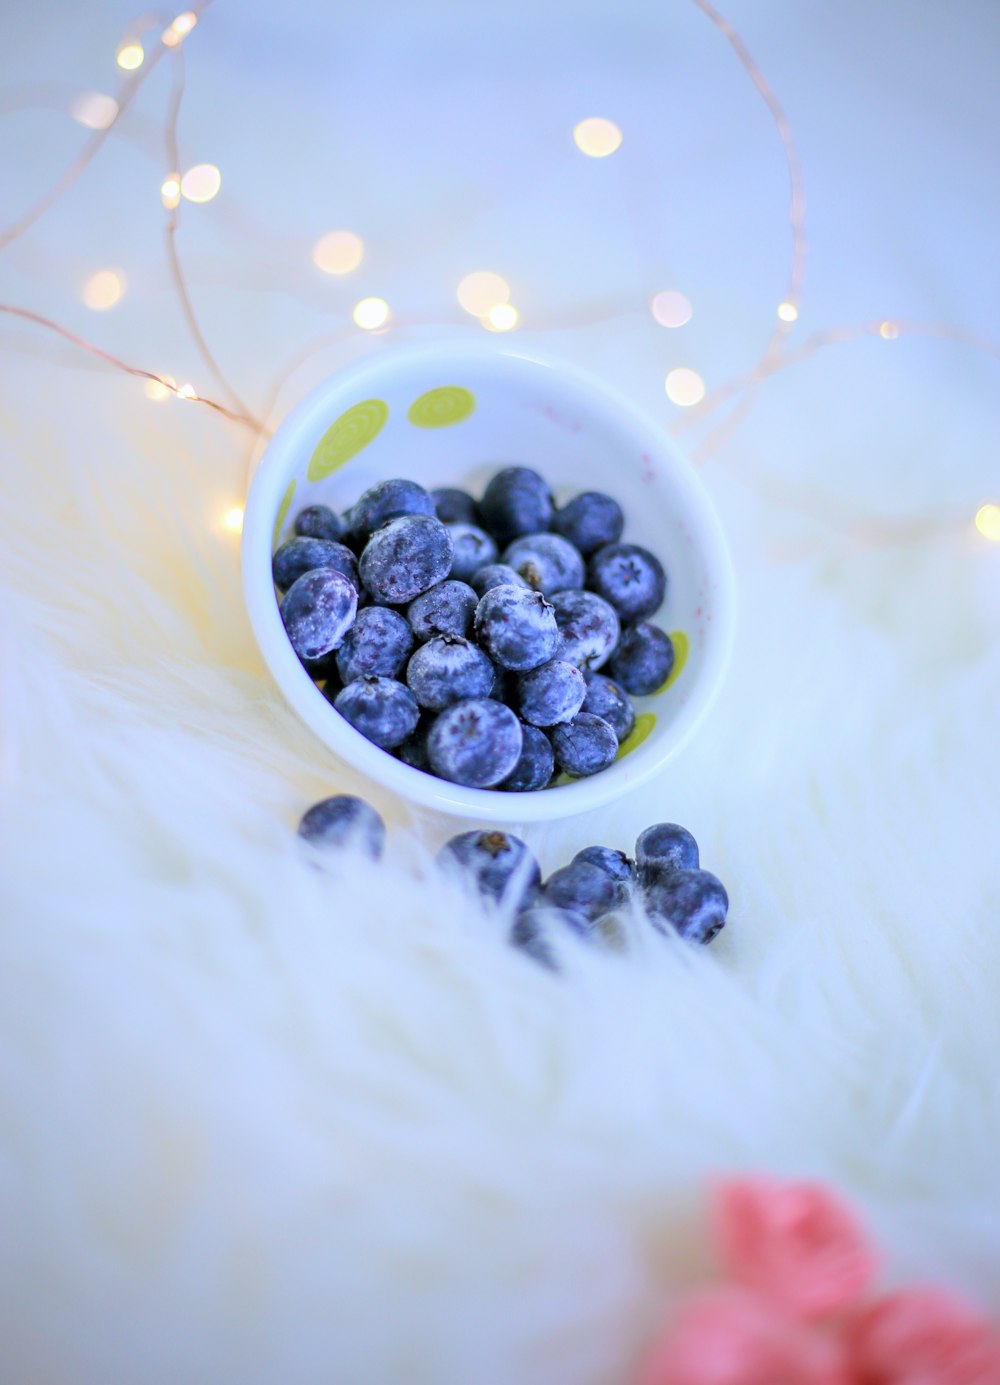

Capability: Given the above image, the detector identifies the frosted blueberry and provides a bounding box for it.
[407,579,478,642]
[573,846,636,889]
[470,563,530,598]
[500,724,554,792]
[280,567,358,662]
[272,537,359,593]
[334,675,419,750]
[502,532,585,595]
[517,659,586,727]
[645,868,728,944]
[297,794,386,859]
[635,823,699,887]
[349,478,435,542]
[446,523,499,583]
[543,860,621,920]
[427,698,523,788]
[359,514,454,605]
[551,491,624,556]
[406,634,496,711]
[510,906,590,969]
[474,585,559,672]
[293,504,343,543]
[438,829,541,908]
[581,673,635,743]
[397,717,434,773]
[587,543,667,622]
[609,622,675,695]
[432,486,478,525]
[550,712,618,778]
[336,606,414,684]
[478,466,554,545]
[550,589,620,670]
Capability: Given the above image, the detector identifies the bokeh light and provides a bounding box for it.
[116,43,144,71]
[483,303,519,332]
[70,91,118,130]
[177,383,198,400]
[777,301,799,322]
[162,11,197,45]
[650,291,692,328]
[353,297,389,330]
[879,321,900,340]
[457,271,510,317]
[974,503,1000,542]
[312,230,365,275]
[665,368,706,407]
[180,164,221,203]
[221,506,244,534]
[160,175,181,210]
[144,374,175,402]
[82,270,125,311]
[573,117,623,157]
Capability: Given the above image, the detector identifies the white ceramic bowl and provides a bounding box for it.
[242,341,735,822]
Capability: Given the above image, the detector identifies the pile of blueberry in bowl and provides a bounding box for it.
[275,466,679,793]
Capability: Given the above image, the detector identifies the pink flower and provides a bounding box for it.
[638,1287,854,1385]
[712,1177,878,1320]
[848,1287,1000,1385]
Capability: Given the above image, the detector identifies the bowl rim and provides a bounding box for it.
[241,338,736,822]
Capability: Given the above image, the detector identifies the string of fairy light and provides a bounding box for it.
[0,3,998,547]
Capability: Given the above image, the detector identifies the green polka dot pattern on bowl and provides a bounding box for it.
[407,386,476,428]
[307,399,389,482]
[272,478,296,548]
[615,712,656,761]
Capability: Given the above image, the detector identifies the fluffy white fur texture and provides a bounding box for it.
[1,403,999,1385]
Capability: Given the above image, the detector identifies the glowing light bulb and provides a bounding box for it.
[177,383,198,400]
[82,269,125,311]
[650,290,692,328]
[116,42,144,71]
[457,271,510,317]
[312,230,364,275]
[572,117,622,158]
[70,91,119,130]
[483,303,519,332]
[665,368,706,407]
[974,503,1000,542]
[162,10,197,44]
[180,164,221,203]
[777,301,799,322]
[221,506,244,534]
[160,175,181,209]
[144,374,175,401]
[353,297,389,330]
[879,320,899,340]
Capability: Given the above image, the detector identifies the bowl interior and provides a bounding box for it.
[243,343,734,822]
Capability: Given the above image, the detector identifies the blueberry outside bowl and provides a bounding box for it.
[241,341,735,822]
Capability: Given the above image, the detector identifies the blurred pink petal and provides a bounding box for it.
[713,1177,878,1320]
[638,1288,855,1385]
[848,1287,1000,1385]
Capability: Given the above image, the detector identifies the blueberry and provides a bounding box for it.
[501,532,585,595]
[478,466,554,545]
[510,907,590,969]
[446,523,499,583]
[473,586,559,672]
[550,713,618,778]
[293,504,343,543]
[500,724,554,792]
[550,589,620,670]
[397,716,434,773]
[635,823,699,887]
[300,649,341,683]
[543,860,621,920]
[407,579,479,642]
[470,563,531,598]
[551,491,624,556]
[334,675,419,750]
[427,698,523,787]
[297,795,386,859]
[280,567,358,662]
[272,537,359,593]
[581,674,635,743]
[432,486,478,525]
[336,606,414,684]
[517,658,586,727]
[406,634,496,711]
[587,543,667,622]
[609,622,675,695]
[573,845,636,889]
[438,829,540,909]
[359,514,454,605]
[645,868,728,944]
[348,478,435,542]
